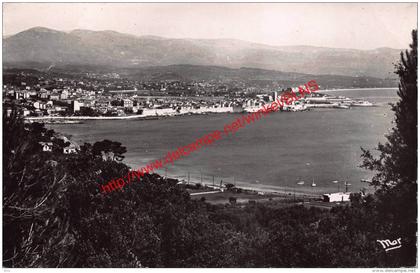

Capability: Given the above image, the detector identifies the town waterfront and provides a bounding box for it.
[49,88,399,195]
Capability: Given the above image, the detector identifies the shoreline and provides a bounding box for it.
[166,174,343,198]
[25,108,241,121]
[151,165,373,198]
[25,86,395,122]
[183,181,333,200]
[26,112,218,121]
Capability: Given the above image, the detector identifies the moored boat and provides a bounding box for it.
[333,104,350,109]
[352,101,374,107]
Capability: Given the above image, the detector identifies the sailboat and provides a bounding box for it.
[344,181,351,192]
[311,178,316,187]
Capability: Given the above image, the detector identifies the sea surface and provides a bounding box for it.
[48,88,399,195]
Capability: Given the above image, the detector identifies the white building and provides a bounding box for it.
[63,141,79,154]
[71,100,81,112]
[15,91,30,100]
[60,90,69,100]
[22,109,30,117]
[39,142,53,152]
[50,93,60,100]
[123,99,134,108]
[39,90,49,99]
[272,91,278,101]
[323,192,351,202]
[34,101,47,110]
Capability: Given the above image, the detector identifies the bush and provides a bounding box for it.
[225,183,235,191]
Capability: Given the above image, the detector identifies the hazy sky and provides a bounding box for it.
[3,3,417,50]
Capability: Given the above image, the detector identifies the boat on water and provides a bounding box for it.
[352,101,374,107]
[311,178,316,187]
[333,104,350,109]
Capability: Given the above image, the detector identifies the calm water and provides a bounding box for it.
[49,88,399,194]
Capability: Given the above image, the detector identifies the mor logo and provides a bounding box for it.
[376,238,402,252]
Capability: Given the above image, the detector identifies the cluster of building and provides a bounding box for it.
[7,87,88,117]
[3,70,374,120]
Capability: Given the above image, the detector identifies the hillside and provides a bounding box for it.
[4,27,402,79]
[119,65,398,89]
[3,64,397,89]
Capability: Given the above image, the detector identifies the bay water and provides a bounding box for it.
[49,88,398,194]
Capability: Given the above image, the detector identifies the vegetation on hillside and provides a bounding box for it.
[3,31,416,268]
[360,29,417,266]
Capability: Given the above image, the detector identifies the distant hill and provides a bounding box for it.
[4,27,402,79]
[117,65,397,89]
[120,65,307,81]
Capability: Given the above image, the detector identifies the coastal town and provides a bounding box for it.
[3,69,375,121]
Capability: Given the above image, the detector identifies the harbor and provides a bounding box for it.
[26,90,376,122]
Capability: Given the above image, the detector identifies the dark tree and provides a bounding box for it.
[111,100,123,107]
[362,30,417,190]
[225,183,235,191]
[92,139,127,161]
[361,29,417,266]
[76,107,98,117]
[3,109,72,267]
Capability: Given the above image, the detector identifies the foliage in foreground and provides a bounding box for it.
[361,29,417,266]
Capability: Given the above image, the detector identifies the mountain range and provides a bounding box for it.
[4,27,402,79]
